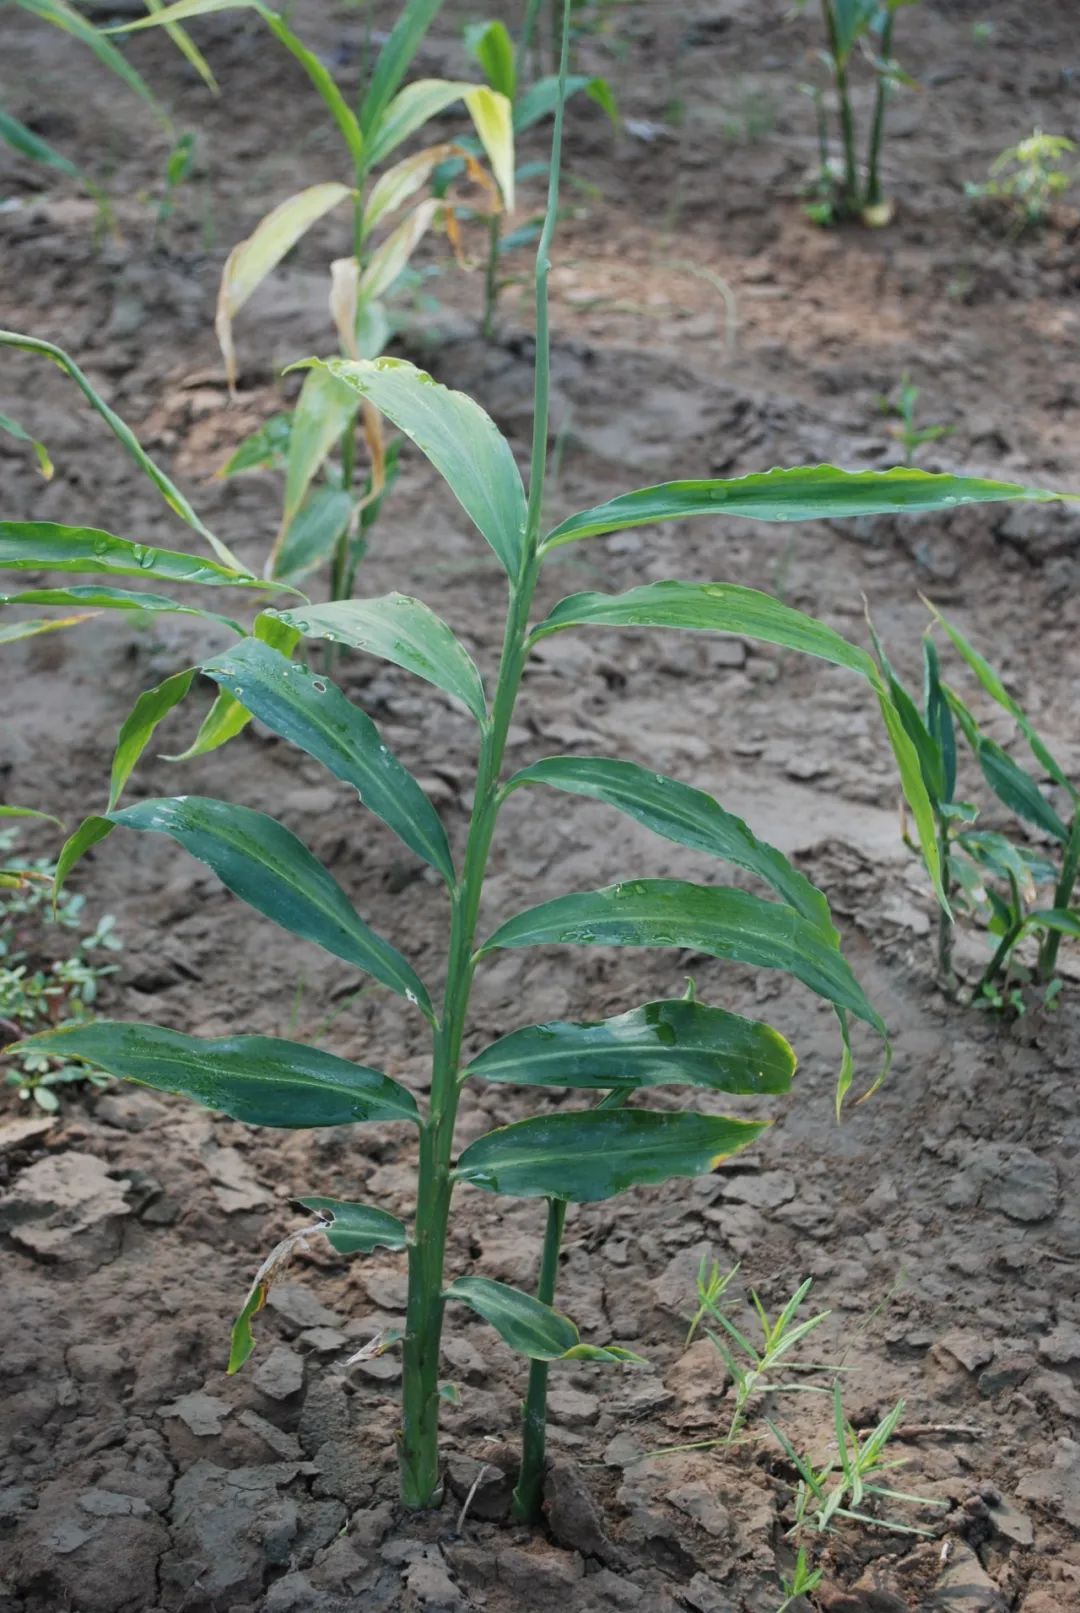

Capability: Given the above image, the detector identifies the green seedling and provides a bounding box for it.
[797,1,918,226]
[112,0,514,605]
[153,131,197,247]
[776,1546,824,1613]
[686,1252,741,1345]
[1,827,122,1112]
[454,13,615,339]
[703,1277,833,1444]
[877,373,953,466]
[966,130,1075,228]
[770,1382,945,1536]
[1,0,214,221]
[3,19,1079,1518]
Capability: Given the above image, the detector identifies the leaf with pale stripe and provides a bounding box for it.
[445,1276,643,1363]
[9,1021,419,1126]
[297,1197,409,1252]
[201,638,453,882]
[0,522,264,588]
[0,584,243,631]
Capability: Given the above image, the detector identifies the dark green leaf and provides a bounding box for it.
[978,741,1070,842]
[465,998,795,1094]
[1028,908,1080,938]
[165,611,300,763]
[201,638,453,883]
[480,879,886,1039]
[455,1109,768,1203]
[297,1196,409,1252]
[0,106,82,185]
[922,638,956,802]
[0,584,243,631]
[505,756,834,936]
[108,669,195,810]
[267,594,486,722]
[358,0,445,136]
[541,466,1070,553]
[0,522,262,588]
[445,1276,578,1358]
[297,357,527,579]
[220,412,292,476]
[12,1021,419,1125]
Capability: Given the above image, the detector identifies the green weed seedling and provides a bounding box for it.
[111,0,514,605]
[3,17,1079,1517]
[702,1276,833,1445]
[871,607,1079,1005]
[967,131,1075,229]
[770,1382,945,1537]
[877,373,953,466]
[797,1,918,226]
[776,1546,824,1613]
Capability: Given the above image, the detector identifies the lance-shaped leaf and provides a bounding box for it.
[0,614,95,643]
[10,1021,419,1126]
[977,741,1071,843]
[273,486,355,582]
[505,756,835,937]
[293,357,527,578]
[1029,908,1080,939]
[215,181,353,387]
[0,331,243,569]
[363,142,464,234]
[0,405,54,479]
[455,1109,768,1203]
[358,0,444,136]
[0,522,265,588]
[296,1196,409,1253]
[540,465,1073,553]
[108,669,195,810]
[358,198,444,302]
[0,805,61,826]
[0,584,243,631]
[464,19,516,99]
[165,611,300,763]
[466,998,795,1094]
[276,367,358,549]
[463,86,514,209]
[514,73,617,132]
[267,594,486,722]
[365,78,514,189]
[445,1276,639,1363]
[220,412,292,476]
[201,638,454,883]
[56,798,432,1017]
[481,880,886,1040]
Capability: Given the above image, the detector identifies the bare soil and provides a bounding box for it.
[2,3,1079,1610]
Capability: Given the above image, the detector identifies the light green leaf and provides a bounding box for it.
[296,1196,409,1253]
[11,1021,419,1125]
[0,614,96,643]
[0,107,83,200]
[464,19,516,100]
[358,197,444,301]
[0,522,262,588]
[0,584,243,631]
[200,638,454,882]
[267,594,486,722]
[366,77,479,166]
[455,1109,769,1203]
[295,357,527,578]
[108,668,196,810]
[446,1277,642,1363]
[362,142,464,234]
[273,486,355,582]
[60,797,432,1016]
[141,0,219,93]
[480,879,886,1040]
[280,367,358,537]
[358,0,445,138]
[0,408,53,478]
[0,805,61,826]
[220,412,292,476]
[465,998,795,1094]
[505,756,835,936]
[164,611,299,762]
[463,85,515,209]
[541,465,1072,554]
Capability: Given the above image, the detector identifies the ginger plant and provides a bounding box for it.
[3,27,1078,1517]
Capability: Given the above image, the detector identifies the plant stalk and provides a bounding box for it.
[482,213,502,340]
[1037,804,1080,982]
[865,9,895,210]
[511,1196,566,1521]
[973,917,1025,1006]
[935,817,956,993]
[397,5,572,1508]
[821,0,859,212]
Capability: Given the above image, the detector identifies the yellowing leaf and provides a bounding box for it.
[464,85,514,212]
[363,142,463,235]
[215,181,353,389]
[359,198,443,301]
[328,256,361,359]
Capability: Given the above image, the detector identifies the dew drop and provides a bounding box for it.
[311,679,327,694]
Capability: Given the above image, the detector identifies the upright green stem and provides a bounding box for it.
[397,10,572,1509]
[865,10,895,209]
[935,818,956,993]
[482,214,502,341]
[1037,804,1080,982]
[821,0,859,212]
[511,1196,566,1521]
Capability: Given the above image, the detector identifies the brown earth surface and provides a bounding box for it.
[2,2,1079,1610]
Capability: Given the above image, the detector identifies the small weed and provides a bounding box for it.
[967,131,1075,228]
[877,373,953,465]
[776,1546,824,1612]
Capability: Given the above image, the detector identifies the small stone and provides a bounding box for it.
[719,1170,796,1210]
[1018,1437,1080,1529]
[161,1392,232,1437]
[1,1151,131,1261]
[547,1387,599,1427]
[77,1488,150,1518]
[0,1113,55,1152]
[982,1147,1058,1223]
[44,1519,92,1555]
[254,1345,305,1401]
[933,1541,1007,1611]
[588,1568,645,1606]
[237,1410,302,1460]
[1039,1321,1080,1365]
[666,1480,730,1539]
[978,1351,1035,1397]
[987,1495,1034,1547]
[350,1351,401,1383]
[299,1326,349,1354]
[267,1283,344,1334]
[363,1271,409,1311]
[937,1329,996,1373]
[202,1144,271,1213]
[603,1432,644,1468]
[681,1572,737,1613]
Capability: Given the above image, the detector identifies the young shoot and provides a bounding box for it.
[967,131,1076,229]
[877,373,953,466]
[705,1277,833,1444]
[776,1546,824,1613]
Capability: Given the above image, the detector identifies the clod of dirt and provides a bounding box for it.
[0,1150,130,1262]
[161,1390,233,1437]
[254,1344,306,1400]
[544,1459,624,1567]
[932,1542,1007,1611]
[267,1281,346,1333]
[1017,1437,1080,1530]
[0,1112,55,1153]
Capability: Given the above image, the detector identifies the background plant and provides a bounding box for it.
[966,130,1076,229]
[114,0,514,604]
[799,0,918,226]
[3,21,1077,1519]
[877,373,953,466]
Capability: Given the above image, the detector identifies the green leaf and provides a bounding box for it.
[164,612,299,763]
[0,584,243,631]
[281,368,358,536]
[273,487,354,582]
[108,669,195,810]
[0,408,53,479]
[65,797,433,1016]
[0,522,262,588]
[513,73,615,132]
[11,1021,419,1125]
[446,1275,578,1358]
[540,465,1071,553]
[464,19,516,99]
[229,1283,265,1373]
[0,614,96,644]
[220,412,292,476]
[0,805,61,826]
[365,78,511,168]
[358,0,445,138]
[455,1109,769,1203]
[922,638,956,803]
[466,998,795,1094]
[0,107,83,195]
[296,1196,409,1252]
[267,594,486,722]
[297,357,527,579]
[1028,908,1080,938]
[531,581,875,677]
[200,638,454,883]
[505,756,835,936]
[978,741,1070,843]
[480,879,886,1040]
